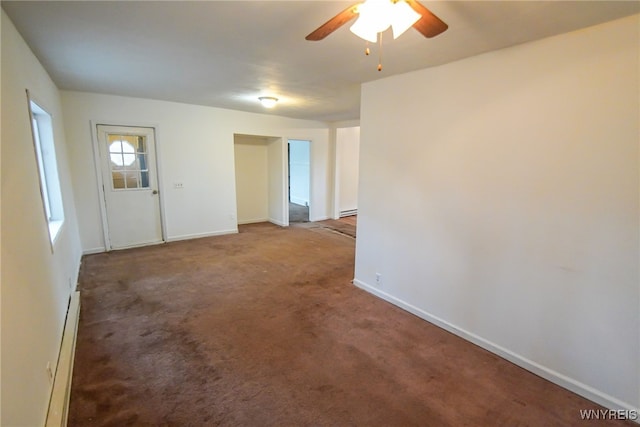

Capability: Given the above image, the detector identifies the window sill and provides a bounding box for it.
[49,220,64,246]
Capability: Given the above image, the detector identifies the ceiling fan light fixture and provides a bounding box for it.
[349,16,379,43]
[390,0,421,39]
[349,0,392,42]
[258,96,278,108]
[349,0,421,42]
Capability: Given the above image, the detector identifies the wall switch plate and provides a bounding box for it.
[174,182,184,189]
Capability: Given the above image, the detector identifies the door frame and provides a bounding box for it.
[91,120,167,251]
[286,138,312,225]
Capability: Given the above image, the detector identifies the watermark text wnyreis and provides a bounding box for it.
[579,409,638,421]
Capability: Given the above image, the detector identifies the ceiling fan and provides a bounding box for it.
[305,0,448,42]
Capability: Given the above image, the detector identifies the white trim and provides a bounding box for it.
[352,278,640,419]
[166,229,238,242]
[110,239,165,251]
[90,120,111,250]
[45,292,80,427]
[286,137,313,227]
[307,139,314,224]
[27,91,66,250]
[49,220,64,246]
[153,125,169,242]
[82,247,106,255]
[282,137,290,227]
[269,218,287,227]
[331,125,341,220]
[237,218,269,225]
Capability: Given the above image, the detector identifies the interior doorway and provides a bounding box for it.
[288,139,310,223]
[233,134,287,227]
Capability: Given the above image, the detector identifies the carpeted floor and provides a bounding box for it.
[289,202,309,223]
[69,223,629,426]
[294,217,357,239]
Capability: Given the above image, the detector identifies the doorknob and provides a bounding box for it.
[152,190,158,195]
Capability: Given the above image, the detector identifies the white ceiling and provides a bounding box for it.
[3,1,638,122]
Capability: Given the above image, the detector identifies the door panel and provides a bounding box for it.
[97,125,163,249]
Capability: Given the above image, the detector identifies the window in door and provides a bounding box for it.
[108,134,150,190]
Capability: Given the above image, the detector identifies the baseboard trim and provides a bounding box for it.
[85,230,241,252]
[82,246,106,255]
[352,279,639,419]
[237,218,268,225]
[167,229,238,242]
[45,291,81,427]
[269,218,287,227]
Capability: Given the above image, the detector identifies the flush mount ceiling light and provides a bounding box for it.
[258,96,278,108]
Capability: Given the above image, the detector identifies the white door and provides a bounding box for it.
[97,125,163,249]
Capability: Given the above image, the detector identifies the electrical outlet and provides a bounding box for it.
[375,273,382,287]
[46,361,54,383]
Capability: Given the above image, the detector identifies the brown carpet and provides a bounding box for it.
[69,223,629,426]
[294,217,357,239]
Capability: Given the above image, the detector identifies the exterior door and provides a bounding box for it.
[97,125,163,249]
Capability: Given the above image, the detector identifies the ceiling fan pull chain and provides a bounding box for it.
[365,41,370,56]
[378,32,383,71]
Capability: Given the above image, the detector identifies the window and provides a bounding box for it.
[107,134,150,189]
[29,98,64,245]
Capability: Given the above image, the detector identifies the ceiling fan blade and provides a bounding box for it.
[406,0,448,38]
[305,4,359,41]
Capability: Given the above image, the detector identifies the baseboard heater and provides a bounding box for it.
[339,209,358,217]
[46,291,81,427]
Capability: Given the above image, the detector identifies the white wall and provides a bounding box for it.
[267,137,286,226]
[288,139,310,206]
[355,14,639,412]
[62,92,332,252]
[234,137,269,224]
[1,10,83,426]
[336,127,360,214]
[1,12,3,423]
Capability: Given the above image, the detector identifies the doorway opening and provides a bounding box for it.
[288,139,311,223]
[233,134,287,227]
